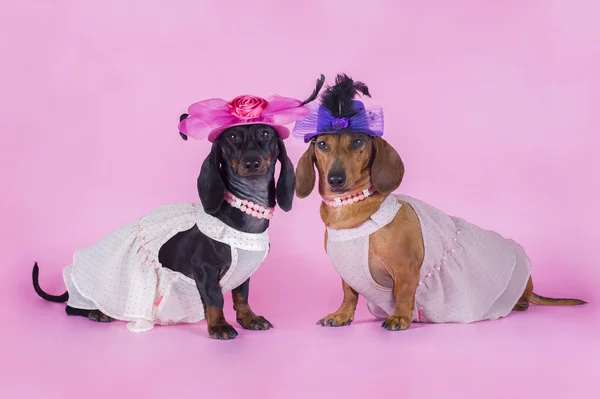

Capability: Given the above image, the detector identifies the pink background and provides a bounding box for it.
[2,0,599,397]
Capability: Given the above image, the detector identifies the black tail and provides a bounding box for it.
[32,263,69,303]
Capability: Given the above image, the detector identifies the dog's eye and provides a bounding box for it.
[317,141,329,151]
[350,139,364,149]
[260,130,271,139]
[227,133,237,142]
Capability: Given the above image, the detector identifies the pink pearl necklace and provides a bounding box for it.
[224,190,275,220]
[323,186,377,208]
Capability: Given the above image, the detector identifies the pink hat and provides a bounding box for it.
[178,76,324,142]
[179,95,308,142]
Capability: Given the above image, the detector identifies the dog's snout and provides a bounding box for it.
[327,170,346,189]
[242,156,263,172]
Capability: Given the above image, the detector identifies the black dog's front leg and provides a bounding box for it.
[193,265,238,340]
[232,279,273,330]
[159,227,239,339]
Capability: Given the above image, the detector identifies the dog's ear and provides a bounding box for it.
[295,142,316,198]
[198,142,225,214]
[179,113,189,141]
[275,137,296,212]
[371,137,404,195]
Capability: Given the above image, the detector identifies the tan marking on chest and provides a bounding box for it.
[368,250,395,288]
[366,202,425,289]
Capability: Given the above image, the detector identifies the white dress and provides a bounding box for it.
[63,203,270,332]
[326,195,532,323]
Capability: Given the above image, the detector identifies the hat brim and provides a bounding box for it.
[207,122,290,142]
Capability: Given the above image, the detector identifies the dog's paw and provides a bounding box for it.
[237,315,274,331]
[208,323,239,340]
[317,312,354,327]
[88,310,113,323]
[381,315,411,331]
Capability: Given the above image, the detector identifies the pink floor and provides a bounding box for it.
[3,253,599,399]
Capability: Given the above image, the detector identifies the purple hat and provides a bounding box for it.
[291,74,384,142]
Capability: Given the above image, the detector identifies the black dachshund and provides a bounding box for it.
[32,75,325,339]
[33,124,294,339]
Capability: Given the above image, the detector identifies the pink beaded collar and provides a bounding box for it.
[224,190,275,220]
[323,186,377,208]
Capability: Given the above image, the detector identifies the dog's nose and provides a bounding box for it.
[242,157,262,172]
[328,172,346,189]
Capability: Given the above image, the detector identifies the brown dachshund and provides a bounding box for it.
[294,74,585,331]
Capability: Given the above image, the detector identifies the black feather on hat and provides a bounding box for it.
[320,73,371,118]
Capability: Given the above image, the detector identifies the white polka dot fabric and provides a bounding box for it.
[63,203,270,332]
[326,195,532,324]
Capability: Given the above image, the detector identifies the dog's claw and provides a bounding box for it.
[382,315,411,331]
[209,324,238,340]
[237,315,273,331]
[255,316,274,330]
[317,313,354,328]
[381,320,398,330]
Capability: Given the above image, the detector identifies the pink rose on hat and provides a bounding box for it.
[228,95,268,120]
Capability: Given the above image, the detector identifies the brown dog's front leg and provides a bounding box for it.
[232,279,273,330]
[382,263,419,331]
[317,279,359,327]
[319,229,359,327]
